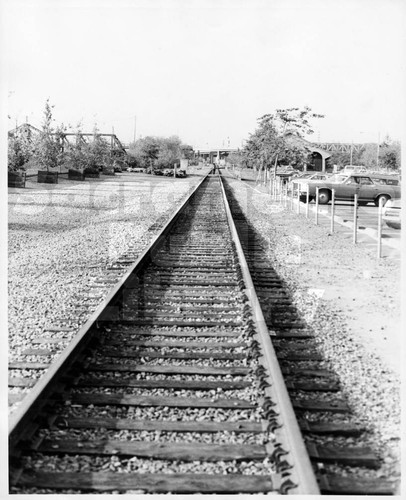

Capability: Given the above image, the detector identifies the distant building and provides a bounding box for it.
[8,123,41,151]
[284,132,332,172]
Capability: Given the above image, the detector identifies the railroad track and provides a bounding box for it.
[8,172,396,494]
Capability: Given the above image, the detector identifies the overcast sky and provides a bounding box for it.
[2,0,405,148]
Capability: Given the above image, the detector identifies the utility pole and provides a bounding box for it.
[133,115,136,143]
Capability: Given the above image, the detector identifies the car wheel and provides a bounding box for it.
[318,190,331,204]
[374,194,390,207]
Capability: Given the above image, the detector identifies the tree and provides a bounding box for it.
[242,107,324,181]
[128,136,159,170]
[156,136,182,169]
[33,99,63,171]
[128,135,192,171]
[265,106,324,177]
[8,135,30,172]
[65,124,88,172]
[358,144,378,170]
[379,137,400,171]
[83,124,111,173]
[181,144,194,160]
[226,151,245,168]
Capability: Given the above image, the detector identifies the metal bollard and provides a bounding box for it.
[315,187,319,225]
[353,194,358,244]
[330,189,335,233]
[377,197,384,258]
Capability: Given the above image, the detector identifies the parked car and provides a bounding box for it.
[342,165,367,174]
[382,199,401,229]
[176,169,187,178]
[370,174,400,186]
[290,172,334,194]
[296,174,401,206]
[163,169,173,176]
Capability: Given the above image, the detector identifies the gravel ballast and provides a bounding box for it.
[8,171,208,411]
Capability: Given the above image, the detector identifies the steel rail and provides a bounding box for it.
[9,173,209,449]
[217,171,321,495]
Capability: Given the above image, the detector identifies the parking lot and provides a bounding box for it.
[237,175,401,260]
[303,200,401,260]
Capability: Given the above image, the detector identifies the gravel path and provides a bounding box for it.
[223,170,401,484]
[8,171,207,389]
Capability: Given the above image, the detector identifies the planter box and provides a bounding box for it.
[38,170,59,184]
[68,169,85,181]
[8,171,26,188]
[84,171,100,178]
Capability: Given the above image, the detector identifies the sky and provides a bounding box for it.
[1,0,405,149]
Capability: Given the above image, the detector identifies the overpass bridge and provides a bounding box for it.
[195,147,239,163]
[195,140,367,171]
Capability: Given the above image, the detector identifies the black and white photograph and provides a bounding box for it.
[2,0,404,495]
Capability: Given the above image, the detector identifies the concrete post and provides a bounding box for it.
[297,184,300,214]
[353,194,358,244]
[305,184,310,218]
[330,189,335,233]
[377,197,384,258]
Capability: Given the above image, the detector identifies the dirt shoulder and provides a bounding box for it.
[223,171,401,477]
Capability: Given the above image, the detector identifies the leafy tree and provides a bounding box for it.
[33,99,64,171]
[128,136,159,170]
[358,144,379,169]
[226,151,245,168]
[83,124,112,173]
[181,144,194,160]
[128,135,192,171]
[327,148,364,169]
[64,123,88,172]
[242,106,324,179]
[8,135,30,172]
[266,106,324,176]
[156,136,182,169]
[379,137,400,171]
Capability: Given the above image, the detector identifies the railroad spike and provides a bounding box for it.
[280,478,297,494]
[259,379,271,389]
[270,445,289,464]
